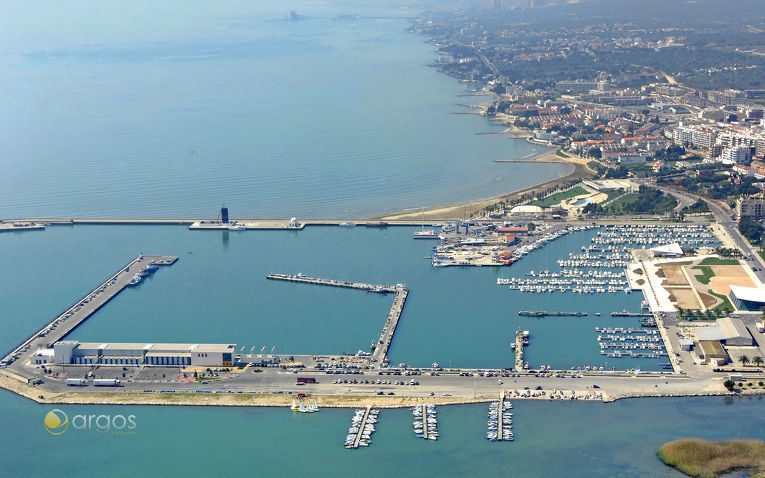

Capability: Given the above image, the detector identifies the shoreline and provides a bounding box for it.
[373,148,594,221]
[1,370,750,409]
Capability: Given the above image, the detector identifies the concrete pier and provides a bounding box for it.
[1,255,177,366]
[267,273,408,367]
[514,330,528,370]
[351,407,372,449]
[190,220,305,230]
[267,273,397,293]
[497,392,505,440]
[372,288,408,366]
[5,217,442,228]
[0,221,45,232]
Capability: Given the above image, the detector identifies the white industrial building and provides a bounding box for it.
[50,341,236,367]
[649,243,684,258]
[695,317,753,346]
[729,285,765,312]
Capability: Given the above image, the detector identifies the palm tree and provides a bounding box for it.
[753,356,764,368]
[739,355,750,367]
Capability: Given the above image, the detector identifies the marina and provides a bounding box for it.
[412,404,439,440]
[4,0,763,474]
[433,224,595,267]
[595,326,667,359]
[438,222,720,269]
[0,222,747,410]
[345,407,379,449]
[487,394,513,442]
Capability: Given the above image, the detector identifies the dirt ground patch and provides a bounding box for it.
[666,287,702,309]
[707,265,756,296]
[658,263,693,286]
[697,292,719,309]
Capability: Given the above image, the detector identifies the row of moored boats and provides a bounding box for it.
[487,400,513,442]
[413,405,439,440]
[344,408,379,449]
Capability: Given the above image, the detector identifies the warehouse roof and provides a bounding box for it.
[698,340,727,358]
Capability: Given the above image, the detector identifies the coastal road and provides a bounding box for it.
[25,363,734,403]
[639,180,765,283]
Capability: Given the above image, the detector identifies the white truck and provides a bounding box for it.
[66,378,87,386]
[93,379,121,387]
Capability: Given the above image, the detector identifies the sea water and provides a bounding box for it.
[0,225,645,370]
[0,0,569,219]
[0,2,755,475]
[3,389,765,477]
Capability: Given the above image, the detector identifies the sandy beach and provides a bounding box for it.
[376,148,594,222]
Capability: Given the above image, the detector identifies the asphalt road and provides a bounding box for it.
[641,180,765,283]
[24,360,739,403]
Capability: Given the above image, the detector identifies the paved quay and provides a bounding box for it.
[4,217,443,228]
[1,362,733,408]
[514,331,527,370]
[0,221,45,232]
[1,255,177,367]
[371,288,408,366]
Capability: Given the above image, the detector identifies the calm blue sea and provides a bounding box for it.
[0,224,761,477]
[0,0,568,219]
[0,225,644,370]
[0,2,760,476]
[3,389,765,477]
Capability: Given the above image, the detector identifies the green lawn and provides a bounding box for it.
[604,189,627,202]
[692,266,715,285]
[759,250,765,261]
[529,186,589,208]
[609,192,638,205]
[698,257,740,266]
[709,290,735,313]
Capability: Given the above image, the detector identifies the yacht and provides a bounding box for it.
[414,229,439,239]
[339,221,355,227]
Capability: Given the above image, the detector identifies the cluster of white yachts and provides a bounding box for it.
[344,408,379,449]
[412,405,439,440]
[592,224,718,247]
[486,401,513,442]
[502,275,630,294]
